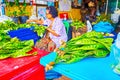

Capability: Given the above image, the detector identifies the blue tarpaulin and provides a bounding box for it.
[93,21,114,33]
[40,51,120,80]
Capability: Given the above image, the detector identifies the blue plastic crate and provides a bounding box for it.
[8,28,35,38]
[8,28,31,33]
[8,28,40,44]
[16,32,37,39]
[18,33,40,44]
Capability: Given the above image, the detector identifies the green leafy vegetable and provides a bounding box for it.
[54,31,113,64]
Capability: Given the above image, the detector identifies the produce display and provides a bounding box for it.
[0,20,46,36]
[0,20,46,60]
[0,36,36,59]
[18,23,46,36]
[71,20,85,30]
[71,20,87,38]
[54,31,113,64]
[92,14,113,25]
[29,23,46,37]
[0,20,18,30]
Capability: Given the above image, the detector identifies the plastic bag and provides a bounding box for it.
[111,13,120,23]
[59,0,71,11]
[93,21,114,33]
[86,20,92,32]
[0,15,12,22]
[46,70,62,79]
[111,32,120,75]
[29,15,38,20]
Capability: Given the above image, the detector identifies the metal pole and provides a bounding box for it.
[105,0,108,15]
[116,0,118,10]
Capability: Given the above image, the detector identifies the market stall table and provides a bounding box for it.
[40,52,120,80]
[0,48,49,80]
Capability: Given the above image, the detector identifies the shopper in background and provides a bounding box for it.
[81,0,98,22]
[27,6,68,52]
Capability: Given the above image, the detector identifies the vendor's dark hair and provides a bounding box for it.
[46,6,58,18]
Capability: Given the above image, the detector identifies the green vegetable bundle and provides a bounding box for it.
[55,31,113,64]
[0,30,11,42]
[92,14,113,25]
[29,23,46,37]
[0,20,18,30]
[0,37,36,60]
[0,21,46,60]
[71,20,85,30]
[0,20,46,37]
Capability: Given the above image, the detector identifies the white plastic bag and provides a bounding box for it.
[111,13,120,23]
[86,20,92,32]
[59,0,71,11]
[29,15,38,20]
[111,9,120,23]
[112,32,120,75]
[0,15,12,22]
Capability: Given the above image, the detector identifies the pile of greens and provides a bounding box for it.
[71,20,86,30]
[29,23,46,37]
[0,20,18,30]
[0,20,46,37]
[92,14,113,25]
[0,20,46,60]
[55,31,113,64]
[0,36,35,59]
[0,29,36,60]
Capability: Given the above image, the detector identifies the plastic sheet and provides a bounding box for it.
[8,28,40,44]
[11,64,45,80]
[93,21,114,33]
[40,52,120,80]
[111,32,120,75]
[0,15,12,22]
[45,70,62,79]
[0,48,49,80]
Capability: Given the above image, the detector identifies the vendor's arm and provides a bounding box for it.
[26,19,44,24]
[47,18,65,37]
[46,27,60,37]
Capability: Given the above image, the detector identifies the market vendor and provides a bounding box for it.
[27,6,68,52]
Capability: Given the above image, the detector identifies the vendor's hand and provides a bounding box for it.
[54,48,65,57]
[46,27,51,31]
[45,64,53,72]
[58,50,65,57]
[45,62,55,72]
[46,27,60,37]
[26,19,34,23]
[46,27,53,33]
